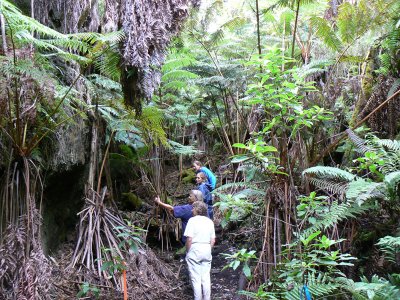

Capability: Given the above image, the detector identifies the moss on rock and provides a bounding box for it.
[182,168,195,184]
[121,192,143,210]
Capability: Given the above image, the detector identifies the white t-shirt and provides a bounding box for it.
[184,215,215,244]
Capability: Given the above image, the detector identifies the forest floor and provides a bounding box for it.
[154,230,242,300]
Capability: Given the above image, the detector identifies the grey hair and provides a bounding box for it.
[190,190,203,202]
[192,201,208,216]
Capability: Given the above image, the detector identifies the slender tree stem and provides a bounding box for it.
[291,0,301,58]
[255,0,262,71]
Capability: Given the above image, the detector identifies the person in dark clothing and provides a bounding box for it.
[195,172,213,219]
[154,190,203,243]
[193,160,217,190]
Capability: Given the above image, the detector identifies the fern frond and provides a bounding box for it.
[346,129,371,154]
[384,171,400,200]
[138,106,168,146]
[377,236,400,263]
[162,57,197,72]
[337,2,359,44]
[298,59,334,79]
[346,179,383,205]
[339,276,400,300]
[162,69,199,82]
[300,200,371,239]
[213,182,266,196]
[202,0,223,31]
[388,78,400,98]
[309,178,348,196]
[374,139,400,152]
[285,282,340,300]
[167,140,201,155]
[220,16,248,31]
[303,166,355,182]
[310,16,342,52]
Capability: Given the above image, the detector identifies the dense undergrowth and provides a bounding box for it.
[1,0,400,299]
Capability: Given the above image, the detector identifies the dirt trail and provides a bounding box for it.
[161,233,242,299]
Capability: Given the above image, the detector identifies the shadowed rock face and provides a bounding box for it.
[42,164,86,253]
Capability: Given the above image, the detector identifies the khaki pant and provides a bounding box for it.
[186,243,212,300]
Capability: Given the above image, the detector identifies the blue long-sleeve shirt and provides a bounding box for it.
[173,204,193,243]
[198,182,213,205]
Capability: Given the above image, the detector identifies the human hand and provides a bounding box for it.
[154,196,161,204]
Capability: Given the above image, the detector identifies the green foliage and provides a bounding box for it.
[244,49,332,138]
[167,140,200,156]
[214,192,256,228]
[121,193,143,210]
[100,248,127,275]
[1,0,100,64]
[310,16,342,52]
[338,275,400,299]
[377,236,400,263]
[232,140,281,174]
[223,249,257,278]
[115,222,145,254]
[138,106,168,146]
[100,222,145,276]
[77,282,100,299]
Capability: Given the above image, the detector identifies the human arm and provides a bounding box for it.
[186,236,193,252]
[210,237,216,248]
[154,196,173,212]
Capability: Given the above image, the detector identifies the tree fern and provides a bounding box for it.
[346,129,371,154]
[161,69,199,82]
[307,178,348,197]
[337,276,400,300]
[284,282,341,300]
[299,199,371,239]
[383,171,400,201]
[167,140,200,156]
[376,236,400,263]
[309,16,342,52]
[303,166,355,182]
[138,106,168,146]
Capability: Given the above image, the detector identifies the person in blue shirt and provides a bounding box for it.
[193,160,217,190]
[154,190,203,243]
[195,172,213,219]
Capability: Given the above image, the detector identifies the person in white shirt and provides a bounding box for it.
[184,201,216,300]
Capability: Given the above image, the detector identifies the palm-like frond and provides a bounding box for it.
[162,69,199,82]
[377,236,400,263]
[308,178,349,197]
[303,166,355,182]
[298,59,334,79]
[346,129,371,154]
[374,139,400,152]
[338,276,400,300]
[309,16,341,52]
[384,171,400,201]
[167,140,201,155]
[284,282,341,300]
[300,200,371,239]
[346,179,383,205]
